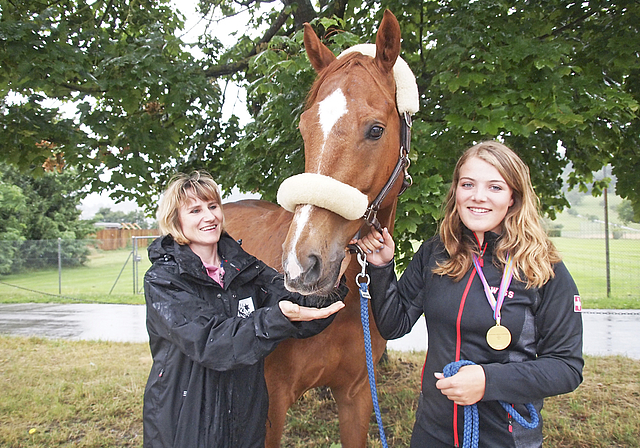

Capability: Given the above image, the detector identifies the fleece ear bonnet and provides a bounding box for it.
[338,43,419,116]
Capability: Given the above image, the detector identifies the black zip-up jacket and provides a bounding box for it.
[367,231,583,447]
[143,234,346,448]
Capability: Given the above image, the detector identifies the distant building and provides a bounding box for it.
[93,222,141,230]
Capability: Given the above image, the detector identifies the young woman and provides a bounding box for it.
[352,141,583,447]
[143,171,346,448]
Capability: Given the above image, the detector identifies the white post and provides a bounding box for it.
[58,237,62,295]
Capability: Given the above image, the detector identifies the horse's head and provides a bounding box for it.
[277,10,418,295]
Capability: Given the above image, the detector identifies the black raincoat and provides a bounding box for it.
[143,233,345,448]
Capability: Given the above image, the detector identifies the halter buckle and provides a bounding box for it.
[363,207,382,232]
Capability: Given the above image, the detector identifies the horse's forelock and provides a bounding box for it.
[305,53,357,109]
[304,52,395,111]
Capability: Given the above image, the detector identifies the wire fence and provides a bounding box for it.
[550,223,640,304]
[0,231,638,306]
[0,236,157,303]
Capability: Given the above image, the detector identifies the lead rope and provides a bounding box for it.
[443,360,540,448]
[356,250,389,448]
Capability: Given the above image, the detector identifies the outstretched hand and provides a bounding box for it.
[279,300,345,322]
[349,227,395,266]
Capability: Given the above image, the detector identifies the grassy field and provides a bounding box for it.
[551,238,640,308]
[1,237,638,308]
[1,336,638,447]
[549,192,640,308]
[0,247,150,304]
[1,192,638,308]
[551,193,640,234]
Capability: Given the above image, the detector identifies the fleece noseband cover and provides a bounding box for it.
[277,173,369,220]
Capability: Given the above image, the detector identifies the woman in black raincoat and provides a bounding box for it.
[143,171,346,448]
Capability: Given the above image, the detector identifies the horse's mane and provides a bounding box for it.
[304,52,396,111]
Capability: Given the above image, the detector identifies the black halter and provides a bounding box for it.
[361,112,413,232]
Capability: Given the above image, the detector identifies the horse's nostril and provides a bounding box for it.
[303,254,322,284]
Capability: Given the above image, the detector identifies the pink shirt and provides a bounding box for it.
[202,261,225,287]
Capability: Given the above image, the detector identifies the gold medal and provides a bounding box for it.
[486,324,511,350]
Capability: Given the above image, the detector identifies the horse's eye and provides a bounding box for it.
[368,125,384,140]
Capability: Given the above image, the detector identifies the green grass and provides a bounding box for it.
[0,336,150,447]
[1,337,638,448]
[545,191,640,308]
[551,237,640,308]
[0,248,149,304]
[553,193,640,234]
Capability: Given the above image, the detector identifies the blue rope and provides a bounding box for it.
[499,402,540,430]
[443,361,479,448]
[443,360,540,448]
[359,282,389,448]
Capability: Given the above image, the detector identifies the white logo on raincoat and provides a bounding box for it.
[238,297,255,318]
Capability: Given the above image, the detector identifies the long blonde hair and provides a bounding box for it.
[434,141,560,288]
[157,171,225,245]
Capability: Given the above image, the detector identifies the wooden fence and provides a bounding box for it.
[95,229,160,250]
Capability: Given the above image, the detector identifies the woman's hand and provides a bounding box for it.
[279,300,345,321]
[434,365,486,406]
[349,227,395,266]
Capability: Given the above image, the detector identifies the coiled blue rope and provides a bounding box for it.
[443,360,479,448]
[443,360,540,448]
[359,281,389,448]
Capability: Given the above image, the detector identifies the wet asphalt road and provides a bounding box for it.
[0,303,638,359]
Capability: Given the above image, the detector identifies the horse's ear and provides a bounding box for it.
[374,10,401,75]
[304,23,337,72]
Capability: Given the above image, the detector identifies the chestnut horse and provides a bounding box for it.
[224,10,418,447]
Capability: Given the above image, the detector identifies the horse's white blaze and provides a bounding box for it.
[285,204,312,280]
[318,88,347,141]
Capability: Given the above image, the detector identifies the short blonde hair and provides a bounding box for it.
[434,141,561,288]
[157,171,225,245]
